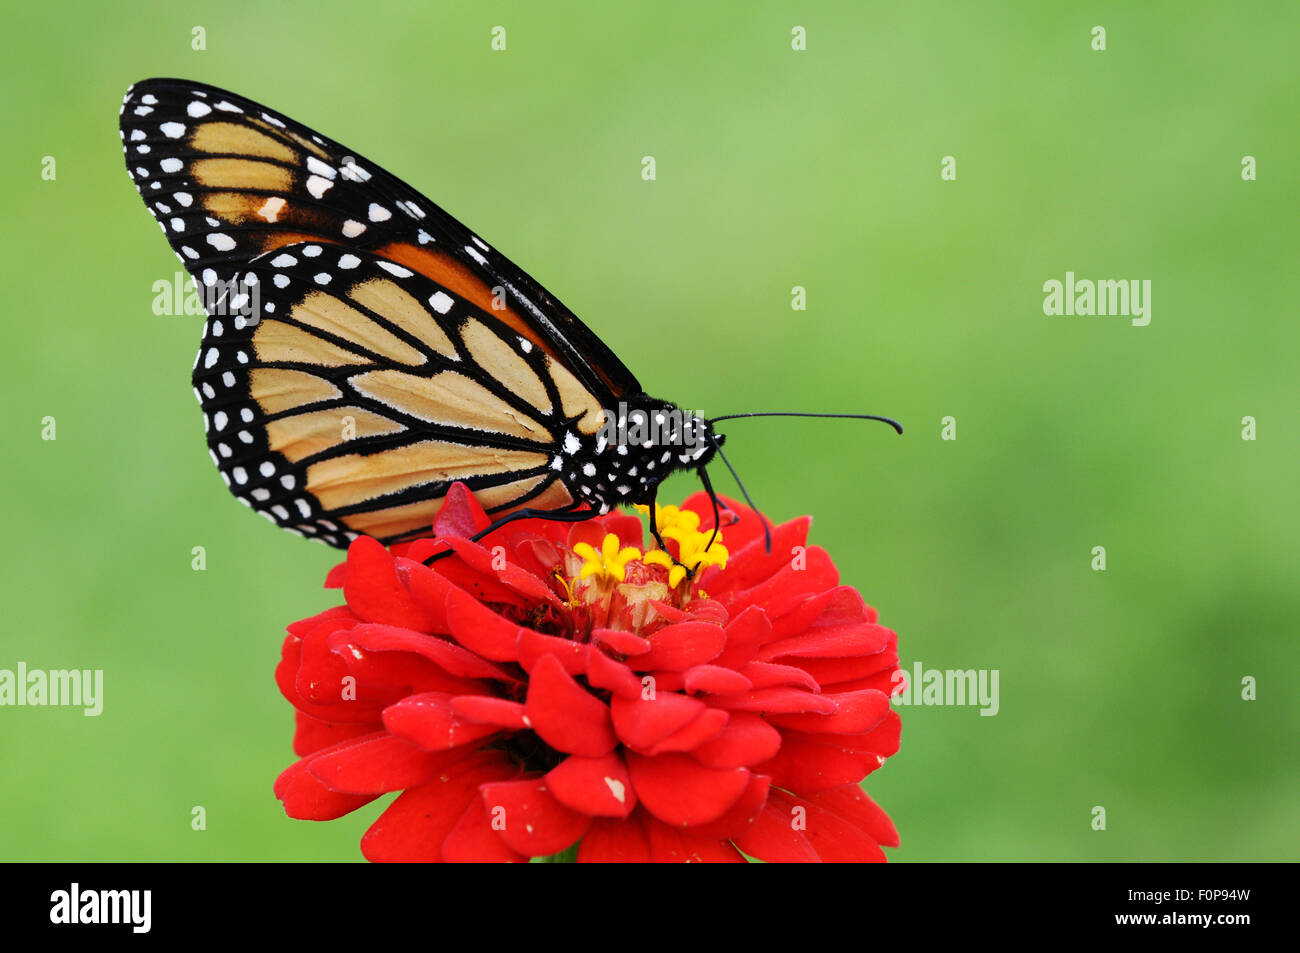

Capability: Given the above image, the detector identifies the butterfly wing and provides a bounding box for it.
[186,242,609,546]
[120,78,646,545]
[119,77,640,407]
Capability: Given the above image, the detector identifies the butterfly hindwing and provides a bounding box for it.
[120,77,640,411]
[190,240,619,545]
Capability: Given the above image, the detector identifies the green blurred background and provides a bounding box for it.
[2,0,1296,861]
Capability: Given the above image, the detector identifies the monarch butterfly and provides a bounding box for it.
[120,78,900,556]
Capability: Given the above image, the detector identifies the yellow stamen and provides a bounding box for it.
[573,533,643,583]
[633,502,728,585]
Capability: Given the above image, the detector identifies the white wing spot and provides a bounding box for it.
[256,197,286,222]
[306,175,333,199]
[306,157,336,179]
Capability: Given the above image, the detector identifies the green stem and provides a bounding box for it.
[534,843,580,863]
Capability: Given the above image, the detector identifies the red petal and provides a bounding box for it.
[296,619,354,703]
[441,796,528,862]
[307,733,469,794]
[593,627,652,656]
[645,707,729,756]
[276,634,382,725]
[478,777,592,857]
[525,655,617,756]
[725,548,838,619]
[546,753,636,818]
[578,817,651,862]
[690,711,783,768]
[768,588,838,639]
[712,605,773,669]
[444,588,522,661]
[286,604,355,638]
[625,751,750,827]
[716,517,812,592]
[643,814,747,862]
[629,620,726,672]
[292,710,375,757]
[331,639,483,699]
[705,686,837,715]
[768,689,892,734]
[324,561,347,588]
[738,660,821,692]
[753,722,896,793]
[683,664,752,695]
[361,750,515,862]
[610,692,704,749]
[792,645,899,688]
[681,772,772,840]
[685,599,729,626]
[382,692,505,751]
[450,695,528,729]
[346,623,516,682]
[806,784,900,848]
[732,789,820,862]
[274,734,385,820]
[343,535,437,630]
[432,481,491,538]
[586,649,645,699]
[784,790,888,862]
[516,627,589,676]
[391,558,452,632]
[758,622,893,662]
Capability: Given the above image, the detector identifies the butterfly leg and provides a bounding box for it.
[646,486,671,554]
[698,464,724,555]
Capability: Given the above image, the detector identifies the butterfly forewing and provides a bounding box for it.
[119,78,640,407]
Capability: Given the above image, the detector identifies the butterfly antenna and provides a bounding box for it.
[708,411,903,434]
[710,437,772,554]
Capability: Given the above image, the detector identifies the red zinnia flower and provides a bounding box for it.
[274,483,901,862]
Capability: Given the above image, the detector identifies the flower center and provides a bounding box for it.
[560,504,728,634]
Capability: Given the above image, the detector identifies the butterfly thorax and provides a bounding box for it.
[554,395,719,513]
